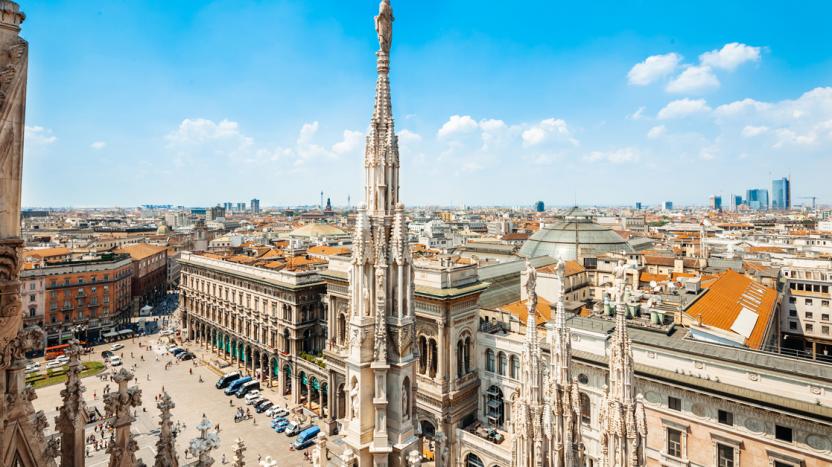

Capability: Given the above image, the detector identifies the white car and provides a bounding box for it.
[268,407,289,418]
[45,360,65,370]
[244,391,262,404]
[160,329,174,336]
[110,356,123,366]
[25,362,40,373]
[55,355,70,364]
[110,343,124,351]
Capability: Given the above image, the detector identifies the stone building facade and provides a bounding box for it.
[178,252,329,412]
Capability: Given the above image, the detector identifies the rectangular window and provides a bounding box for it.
[668,396,681,411]
[789,296,797,304]
[775,425,793,443]
[823,326,829,335]
[789,321,797,330]
[823,301,830,307]
[717,444,735,467]
[823,314,830,321]
[718,409,733,426]
[806,312,814,319]
[667,428,682,458]
[806,298,813,306]
[774,462,795,467]
[806,324,814,332]
[29,295,35,302]
[789,309,797,317]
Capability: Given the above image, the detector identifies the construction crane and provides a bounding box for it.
[798,196,817,209]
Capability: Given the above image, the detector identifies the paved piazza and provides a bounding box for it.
[33,336,312,466]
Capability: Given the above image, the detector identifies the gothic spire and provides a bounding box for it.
[154,391,179,467]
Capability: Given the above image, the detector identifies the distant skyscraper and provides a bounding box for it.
[709,195,722,210]
[663,201,673,211]
[746,189,769,210]
[772,177,791,210]
[535,200,545,212]
[236,202,246,212]
[250,198,260,214]
[731,195,743,211]
[635,202,642,210]
[223,202,233,211]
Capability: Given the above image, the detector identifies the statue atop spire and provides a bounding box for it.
[374,0,394,54]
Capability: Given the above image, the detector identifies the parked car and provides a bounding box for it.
[178,352,195,361]
[170,347,185,356]
[216,372,241,390]
[235,380,260,398]
[256,400,273,413]
[55,355,70,364]
[25,362,40,373]
[109,356,123,366]
[160,329,175,336]
[101,350,114,360]
[268,407,289,418]
[166,344,178,351]
[110,343,124,351]
[273,418,290,433]
[291,426,320,450]
[244,390,262,404]
[45,360,65,370]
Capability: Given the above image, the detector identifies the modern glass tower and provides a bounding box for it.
[772,177,791,210]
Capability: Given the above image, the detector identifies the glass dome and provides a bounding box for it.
[519,209,633,260]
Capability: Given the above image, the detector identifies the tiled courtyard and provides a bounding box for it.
[32,335,316,466]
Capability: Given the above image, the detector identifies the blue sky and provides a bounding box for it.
[20,0,832,208]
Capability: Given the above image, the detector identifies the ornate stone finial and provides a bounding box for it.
[259,456,278,467]
[374,0,394,54]
[0,1,24,30]
[105,368,142,467]
[189,414,220,467]
[231,438,246,467]
[55,340,87,467]
[154,391,179,467]
[407,449,422,467]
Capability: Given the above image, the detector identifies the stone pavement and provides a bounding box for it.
[32,335,314,466]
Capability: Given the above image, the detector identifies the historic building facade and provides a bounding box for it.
[178,252,329,413]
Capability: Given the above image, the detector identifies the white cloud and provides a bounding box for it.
[628,53,681,85]
[666,65,719,93]
[25,126,57,145]
[587,147,640,164]
[166,118,244,144]
[297,121,319,145]
[90,141,107,150]
[437,115,478,138]
[657,98,711,119]
[521,118,576,147]
[331,130,363,156]
[714,98,771,118]
[700,42,762,71]
[479,119,507,132]
[397,129,422,144]
[741,125,769,138]
[628,106,646,120]
[647,125,666,139]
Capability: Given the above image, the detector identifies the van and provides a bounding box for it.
[235,380,260,398]
[292,425,320,450]
[216,371,240,389]
[224,375,252,395]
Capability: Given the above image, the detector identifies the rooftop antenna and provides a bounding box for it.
[320,191,324,210]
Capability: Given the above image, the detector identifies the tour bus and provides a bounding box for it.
[216,371,241,389]
[224,375,252,396]
[235,380,261,398]
[292,425,320,450]
[45,344,71,361]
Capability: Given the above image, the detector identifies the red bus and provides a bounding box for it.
[45,344,70,361]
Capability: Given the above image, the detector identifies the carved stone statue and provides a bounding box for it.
[402,380,409,419]
[374,0,394,54]
[349,378,359,419]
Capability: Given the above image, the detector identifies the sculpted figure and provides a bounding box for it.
[374,0,394,53]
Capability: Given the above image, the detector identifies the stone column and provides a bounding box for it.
[437,318,446,386]
[105,369,142,467]
[0,3,52,465]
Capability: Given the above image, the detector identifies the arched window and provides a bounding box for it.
[497,352,506,376]
[485,349,495,373]
[465,453,484,467]
[509,355,519,379]
[464,337,471,373]
[456,339,464,378]
[337,313,346,345]
[419,336,428,375]
[580,392,591,425]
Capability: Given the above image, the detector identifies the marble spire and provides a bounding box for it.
[342,1,418,465]
[189,414,220,467]
[232,438,246,467]
[105,369,143,467]
[599,261,647,467]
[55,340,88,467]
[154,391,179,467]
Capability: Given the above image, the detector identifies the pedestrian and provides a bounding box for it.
[147,374,150,381]
[221,453,227,464]
[93,392,96,400]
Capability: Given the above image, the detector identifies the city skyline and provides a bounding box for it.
[21,0,832,207]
